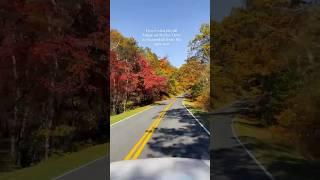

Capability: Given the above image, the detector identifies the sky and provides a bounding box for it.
[111,0,210,67]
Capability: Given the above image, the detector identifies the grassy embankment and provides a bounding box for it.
[0,98,183,180]
[233,117,320,180]
[0,143,108,180]
[110,96,176,125]
[110,105,152,125]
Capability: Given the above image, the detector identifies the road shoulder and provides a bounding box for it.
[210,102,272,180]
[0,144,107,180]
[234,116,320,180]
[110,105,153,125]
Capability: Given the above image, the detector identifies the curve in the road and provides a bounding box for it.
[210,102,274,180]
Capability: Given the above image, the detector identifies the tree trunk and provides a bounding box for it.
[17,106,28,166]
[11,55,19,162]
[112,78,117,113]
[123,59,129,112]
[44,55,58,160]
[44,101,53,160]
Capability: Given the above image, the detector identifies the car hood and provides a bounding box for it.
[110,158,210,180]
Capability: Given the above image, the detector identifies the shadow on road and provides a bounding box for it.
[144,107,210,160]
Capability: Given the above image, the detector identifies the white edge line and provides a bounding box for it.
[52,156,107,180]
[182,100,210,136]
[231,119,275,180]
[54,104,158,179]
[110,106,154,127]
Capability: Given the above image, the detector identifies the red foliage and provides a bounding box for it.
[110,50,138,95]
[137,55,166,92]
[110,49,167,104]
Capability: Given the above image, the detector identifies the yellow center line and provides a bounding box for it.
[123,98,176,160]
[123,118,159,160]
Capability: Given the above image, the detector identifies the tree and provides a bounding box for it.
[211,0,320,159]
[110,30,168,114]
[0,0,109,168]
[137,55,167,103]
[189,24,210,63]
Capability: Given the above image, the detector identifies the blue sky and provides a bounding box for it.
[111,0,210,67]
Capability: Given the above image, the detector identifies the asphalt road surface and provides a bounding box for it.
[53,156,108,180]
[111,97,210,161]
[54,96,209,180]
[54,98,273,180]
[210,101,273,180]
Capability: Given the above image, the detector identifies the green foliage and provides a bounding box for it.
[190,74,208,99]
[52,125,75,138]
[171,23,210,109]
[176,58,208,91]
[189,24,210,63]
[111,29,139,62]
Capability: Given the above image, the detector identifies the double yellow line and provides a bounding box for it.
[124,98,176,160]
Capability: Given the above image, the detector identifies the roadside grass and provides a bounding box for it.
[110,98,177,125]
[3,99,165,179]
[110,105,152,125]
[0,143,108,180]
[233,117,320,180]
[183,98,210,131]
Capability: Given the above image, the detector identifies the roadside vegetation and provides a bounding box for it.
[211,0,320,178]
[110,23,210,115]
[110,105,151,125]
[0,0,209,175]
[179,23,210,111]
[110,30,179,115]
[234,117,320,180]
[0,0,108,175]
[178,22,211,131]
[0,143,107,180]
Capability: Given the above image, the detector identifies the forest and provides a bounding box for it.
[212,0,320,159]
[0,0,108,171]
[110,24,210,115]
[0,0,209,173]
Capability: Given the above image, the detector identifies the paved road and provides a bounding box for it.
[111,97,210,161]
[54,97,209,180]
[138,97,210,159]
[110,99,170,162]
[210,101,273,180]
[53,156,108,180]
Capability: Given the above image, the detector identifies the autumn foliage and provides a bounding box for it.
[110,30,171,114]
[0,0,108,169]
[211,0,320,159]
